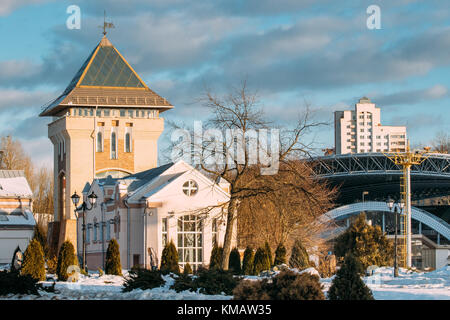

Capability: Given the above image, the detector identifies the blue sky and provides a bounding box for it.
[0,0,449,167]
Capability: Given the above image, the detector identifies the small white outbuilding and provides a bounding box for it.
[0,170,36,265]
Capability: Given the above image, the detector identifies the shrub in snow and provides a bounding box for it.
[253,247,271,275]
[289,239,310,270]
[264,242,273,267]
[122,268,165,292]
[33,225,49,259]
[233,270,324,300]
[56,241,78,281]
[105,239,122,276]
[46,255,57,274]
[21,239,46,281]
[328,253,374,300]
[273,243,287,266]
[333,213,393,269]
[228,247,241,275]
[0,270,40,296]
[170,273,195,293]
[242,246,254,275]
[193,267,242,295]
[160,240,180,274]
[209,243,223,270]
[183,262,193,275]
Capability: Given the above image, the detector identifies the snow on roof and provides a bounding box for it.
[0,171,33,198]
[0,209,36,227]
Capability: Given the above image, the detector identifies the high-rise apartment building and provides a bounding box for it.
[334,97,407,154]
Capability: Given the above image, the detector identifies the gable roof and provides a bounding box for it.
[40,36,173,116]
[0,170,33,198]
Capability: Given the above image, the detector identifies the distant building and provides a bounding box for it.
[80,160,232,271]
[0,170,36,264]
[334,97,407,154]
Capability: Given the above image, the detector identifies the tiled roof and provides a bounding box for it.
[40,36,173,116]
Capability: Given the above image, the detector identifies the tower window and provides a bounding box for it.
[97,132,103,152]
[125,132,131,153]
[111,132,118,159]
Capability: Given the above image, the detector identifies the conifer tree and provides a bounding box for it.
[105,238,122,276]
[328,253,374,300]
[56,241,78,281]
[160,240,180,274]
[274,243,287,266]
[228,247,241,274]
[21,239,46,281]
[183,262,193,275]
[252,247,271,275]
[334,213,393,269]
[264,241,273,267]
[242,246,254,275]
[289,239,310,270]
[209,243,223,270]
[33,225,49,259]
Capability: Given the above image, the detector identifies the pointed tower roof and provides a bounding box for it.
[40,36,173,116]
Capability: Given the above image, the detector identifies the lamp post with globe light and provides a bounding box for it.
[71,191,97,271]
[387,198,404,277]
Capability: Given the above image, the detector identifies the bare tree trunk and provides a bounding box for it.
[221,197,237,270]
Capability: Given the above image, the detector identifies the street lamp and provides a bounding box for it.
[387,198,404,277]
[71,191,97,271]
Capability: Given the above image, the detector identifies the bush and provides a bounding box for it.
[274,243,287,266]
[46,255,58,274]
[160,240,180,274]
[233,270,324,300]
[33,225,49,258]
[289,239,310,270]
[264,242,273,267]
[333,213,393,269]
[170,273,195,293]
[56,241,78,281]
[183,263,193,275]
[209,244,223,270]
[252,247,271,275]
[21,239,46,281]
[328,254,373,300]
[122,268,166,292]
[194,267,241,295]
[242,246,254,275]
[0,270,40,296]
[228,248,241,274]
[105,239,122,276]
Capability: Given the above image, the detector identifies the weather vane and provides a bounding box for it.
[99,10,115,36]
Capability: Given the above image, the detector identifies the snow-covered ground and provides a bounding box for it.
[0,266,449,300]
[321,266,450,300]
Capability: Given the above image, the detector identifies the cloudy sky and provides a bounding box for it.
[0,0,449,167]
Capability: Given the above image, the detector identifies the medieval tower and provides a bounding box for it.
[40,35,173,253]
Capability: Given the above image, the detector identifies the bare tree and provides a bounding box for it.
[237,160,336,252]
[431,131,450,154]
[169,81,328,269]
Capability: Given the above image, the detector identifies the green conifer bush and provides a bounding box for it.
[105,238,122,276]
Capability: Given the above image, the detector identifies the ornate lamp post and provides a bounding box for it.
[387,198,404,277]
[71,191,97,271]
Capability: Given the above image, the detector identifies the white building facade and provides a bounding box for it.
[77,160,232,271]
[0,170,36,264]
[334,97,407,154]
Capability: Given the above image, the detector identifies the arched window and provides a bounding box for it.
[125,132,131,152]
[96,132,103,152]
[111,132,117,159]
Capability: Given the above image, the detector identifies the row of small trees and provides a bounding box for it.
[17,226,123,282]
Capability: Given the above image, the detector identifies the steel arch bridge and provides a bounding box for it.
[308,152,450,205]
[319,201,450,241]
